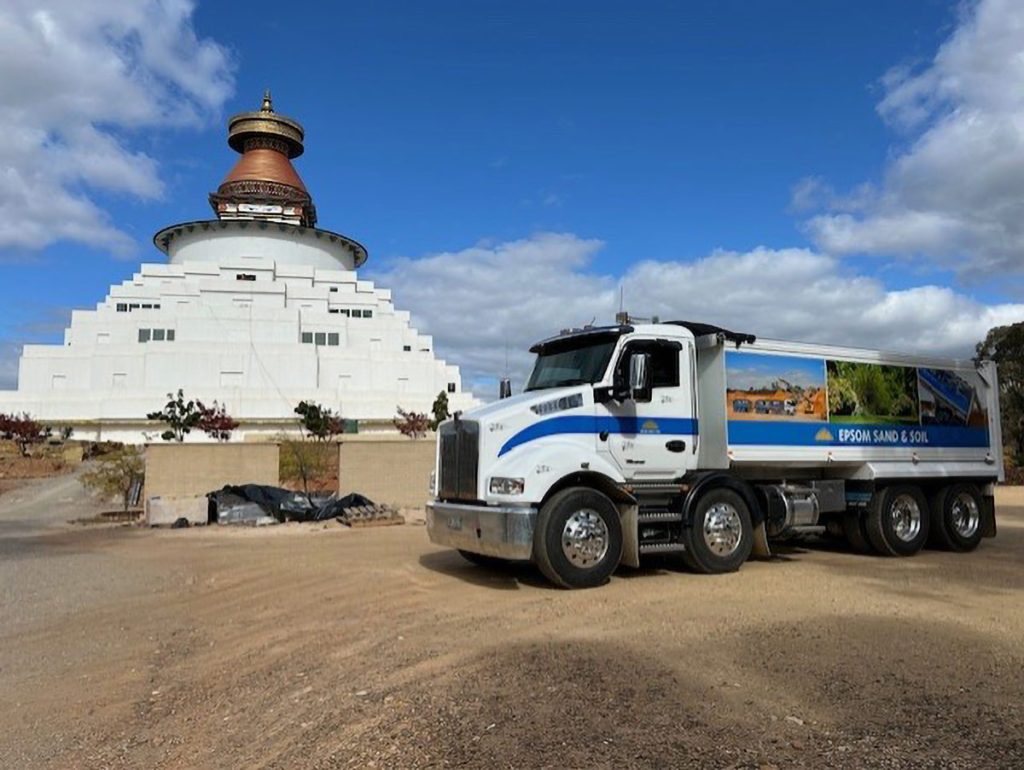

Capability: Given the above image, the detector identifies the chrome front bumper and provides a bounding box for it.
[426,501,537,560]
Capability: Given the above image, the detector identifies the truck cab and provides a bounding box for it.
[426,320,1000,588]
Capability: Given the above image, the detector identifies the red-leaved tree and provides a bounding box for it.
[197,401,240,442]
[0,413,51,457]
[394,406,432,439]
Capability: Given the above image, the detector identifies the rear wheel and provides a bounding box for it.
[865,485,929,557]
[533,487,623,589]
[681,488,753,574]
[929,483,984,552]
[842,511,874,554]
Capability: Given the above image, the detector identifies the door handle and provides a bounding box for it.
[665,440,686,452]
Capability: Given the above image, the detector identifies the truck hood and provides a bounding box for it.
[459,386,587,424]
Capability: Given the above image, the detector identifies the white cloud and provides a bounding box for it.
[376,234,1024,395]
[802,0,1024,276]
[0,0,233,256]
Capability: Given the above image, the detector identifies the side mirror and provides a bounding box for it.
[629,353,652,403]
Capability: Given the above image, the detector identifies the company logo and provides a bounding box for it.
[814,427,835,442]
[640,420,660,434]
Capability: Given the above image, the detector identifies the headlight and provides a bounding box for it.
[429,470,437,496]
[489,476,525,495]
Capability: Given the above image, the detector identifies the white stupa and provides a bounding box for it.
[0,92,475,442]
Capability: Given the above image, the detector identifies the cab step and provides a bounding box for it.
[639,542,687,555]
[638,511,684,523]
[628,482,689,494]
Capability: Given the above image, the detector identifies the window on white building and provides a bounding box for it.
[301,332,313,344]
[167,329,175,341]
[447,382,456,393]
[403,345,411,352]
[327,333,339,346]
[116,303,127,312]
[314,332,326,346]
[153,329,165,341]
[363,309,373,318]
[138,329,151,343]
[329,287,338,293]
[236,273,256,281]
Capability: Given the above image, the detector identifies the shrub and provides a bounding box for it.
[81,447,144,513]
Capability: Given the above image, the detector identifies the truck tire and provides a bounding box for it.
[929,483,984,552]
[841,511,874,554]
[865,485,930,557]
[680,488,753,574]
[458,550,510,569]
[533,487,623,589]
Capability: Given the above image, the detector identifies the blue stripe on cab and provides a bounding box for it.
[498,415,698,456]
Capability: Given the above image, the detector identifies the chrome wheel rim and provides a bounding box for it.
[890,493,922,542]
[561,509,609,568]
[703,502,743,557]
[950,492,980,539]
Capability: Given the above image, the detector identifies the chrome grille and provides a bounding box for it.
[438,419,479,501]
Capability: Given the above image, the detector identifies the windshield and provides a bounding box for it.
[525,337,617,391]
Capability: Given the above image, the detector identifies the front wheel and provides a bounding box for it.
[533,487,623,589]
[681,488,753,574]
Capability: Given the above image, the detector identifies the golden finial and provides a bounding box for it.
[261,89,273,113]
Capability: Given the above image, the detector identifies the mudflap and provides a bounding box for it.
[750,520,772,559]
[619,503,640,568]
[981,494,997,538]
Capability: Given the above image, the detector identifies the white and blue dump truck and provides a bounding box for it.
[427,320,1003,588]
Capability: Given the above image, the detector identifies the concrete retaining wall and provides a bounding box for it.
[338,437,434,509]
[145,443,280,500]
[145,495,209,526]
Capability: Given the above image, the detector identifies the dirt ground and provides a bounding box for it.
[1,475,1023,769]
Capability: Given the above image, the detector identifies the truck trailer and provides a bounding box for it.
[426,321,1003,588]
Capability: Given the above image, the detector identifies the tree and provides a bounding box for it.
[977,322,1024,463]
[394,406,431,439]
[0,413,50,457]
[197,401,239,442]
[81,447,145,513]
[430,390,450,429]
[282,401,345,499]
[294,401,345,441]
[147,390,203,442]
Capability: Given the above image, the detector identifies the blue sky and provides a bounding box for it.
[2,0,1023,393]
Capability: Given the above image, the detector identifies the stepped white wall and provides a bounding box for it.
[0,249,476,442]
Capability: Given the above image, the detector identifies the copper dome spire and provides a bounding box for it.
[209,91,317,227]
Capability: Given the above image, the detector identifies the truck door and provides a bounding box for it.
[597,338,697,479]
